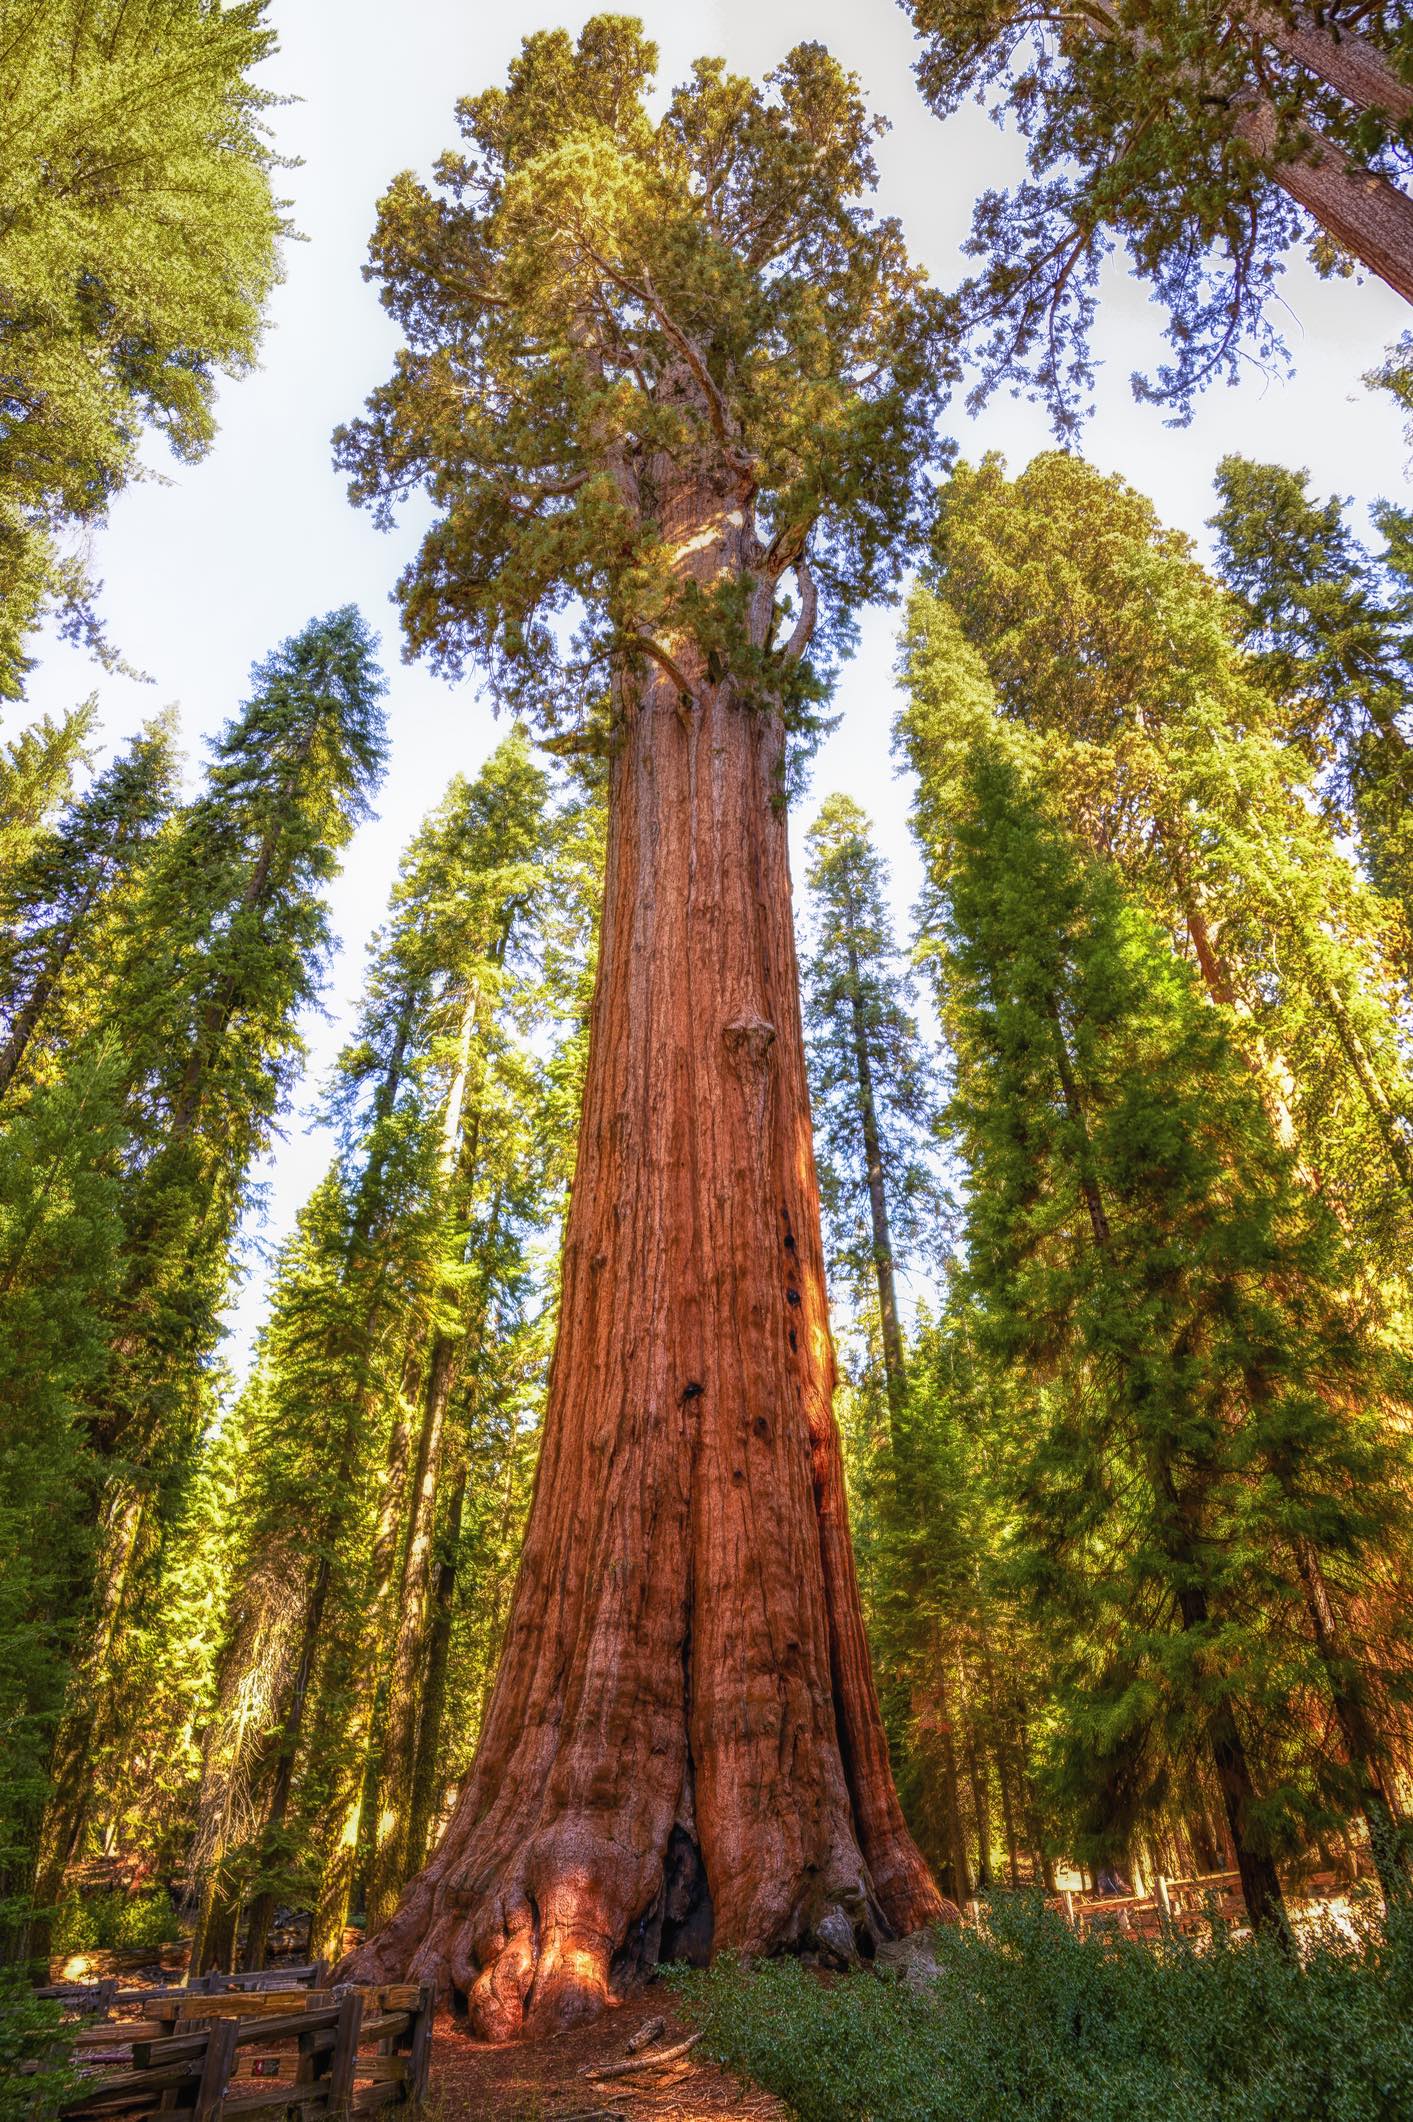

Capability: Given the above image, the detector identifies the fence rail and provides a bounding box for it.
[39,1967,332,2017]
[50,1983,433,2122]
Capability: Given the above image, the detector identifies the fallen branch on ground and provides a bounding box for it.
[582,2031,704,2079]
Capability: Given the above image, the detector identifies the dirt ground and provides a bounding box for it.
[426,1992,789,2121]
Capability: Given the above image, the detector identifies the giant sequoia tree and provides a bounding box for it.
[906,1,1413,424]
[335,17,951,2036]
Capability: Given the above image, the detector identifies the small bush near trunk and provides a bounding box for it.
[673,1894,1413,2121]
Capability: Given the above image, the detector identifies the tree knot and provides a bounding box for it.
[723,1013,775,1064]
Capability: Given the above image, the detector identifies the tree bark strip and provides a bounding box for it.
[1241,7,1413,126]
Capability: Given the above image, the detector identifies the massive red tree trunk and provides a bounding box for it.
[341,469,944,2038]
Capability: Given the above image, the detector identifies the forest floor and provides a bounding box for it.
[426,1992,787,2120]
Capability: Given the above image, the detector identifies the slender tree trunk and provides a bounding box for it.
[1317,975,1413,1196]
[977,1630,1022,1886]
[966,1725,993,1891]
[938,1714,972,1906]
[194,1864,242,1978]
[0,954,67,1101]
[404,1464,468,1879]
[0,853,131,1102]
[365,973,500,1928]
[844,937,907,1419]
[29,1484,147,1953]
[1173,1571,1291,1943]
[363,1330,460,1929]
[241,1559,332,1972]
[1292,1537,1410,1907]
[310,1399,415,1961]
[340,465,941,2037]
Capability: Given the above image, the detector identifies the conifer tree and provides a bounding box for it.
[0,0,285,695]
[920,450,1413,1275]
[900,659,1413,1923]
[334,16,951,2032]
[0,1043,128,1962]
[801,795,942,1431]
[1210,455,1413,938]
[316,736,558,1956]
[907,1,1413,428]
[0,707,95,884]
[0,716,180,1103]
[187,735,583,1972]
[31,610,387,1935]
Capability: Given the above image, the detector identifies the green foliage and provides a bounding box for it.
[183,734,600,1948]
[0,714,181,1102]
[0,707,95,886]
[801,793,943,1356]
[906,2,1413,427]
[99,606,388,1475]
[52,1887,178,1954]
[0,1045,128,1929]
[1366,331,1413,455]
[676,1897,1413,2121]
[0,0,286,695]
[910,450,1413,1277]
[336,14,953,739]
[0,1972,75,2122]
[1210,455,1413,938]
[0,610,385,1946]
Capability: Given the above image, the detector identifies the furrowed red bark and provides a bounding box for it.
[1236,96,1413,304]
[339,463,943,2037]
[1242,7,1413,126]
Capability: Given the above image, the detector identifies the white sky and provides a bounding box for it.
[14,0,1409,1368]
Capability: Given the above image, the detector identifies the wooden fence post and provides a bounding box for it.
[404,1984,435,2107]
[328,1989,365,2114]
[193,2016,239,2122]
[1156,1875,1172,1928]
[1061,1889,1075,1929]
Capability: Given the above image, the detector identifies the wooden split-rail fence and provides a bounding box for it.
[38,1978,434,2122]
[1045,1861,1373,1939]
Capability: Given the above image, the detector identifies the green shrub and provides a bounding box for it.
[0,1973,77,2122]
[673,1895,1413,2121]
[52,1887,179,1956]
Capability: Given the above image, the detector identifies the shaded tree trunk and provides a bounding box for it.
[29,1483,147,1956]
[966,1725,993,1891]
[241,1561,331,1972]
[1293,1537,1410,1908]
[843,934,907,1422]
[363,1329,461,1930]
[404,1463,467,1879]
[309,1398,415,1962]
[341,467,942,2038]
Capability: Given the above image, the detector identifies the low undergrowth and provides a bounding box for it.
[52,1885,180,1955]
[0,1973,77,2122]
[672,1895,1413,2122]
